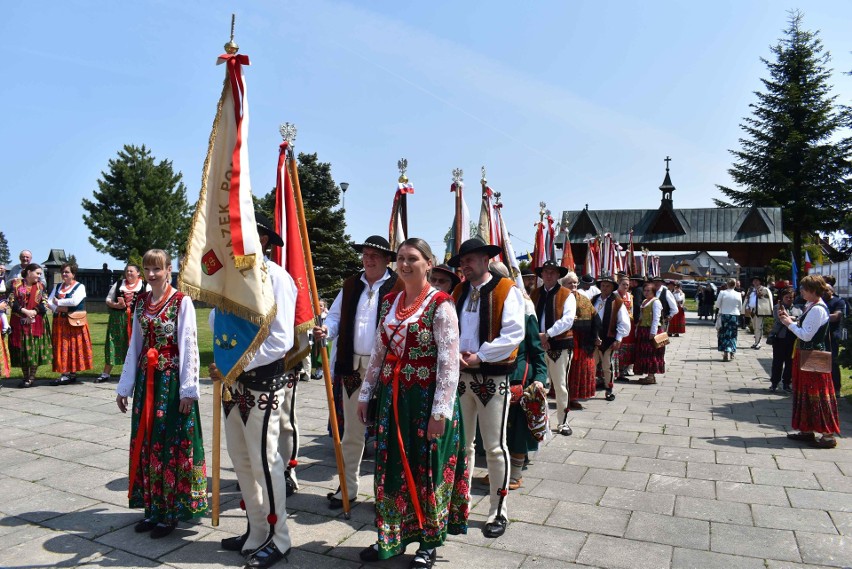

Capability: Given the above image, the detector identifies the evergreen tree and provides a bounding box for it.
[257,152,360,302]
[716,11,852,281]
[0,231,10,266]
[82,144,192,262]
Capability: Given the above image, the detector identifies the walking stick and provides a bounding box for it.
[286,145,352,518]
[212,377,222,526]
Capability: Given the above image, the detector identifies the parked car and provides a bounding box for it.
[680,280,698,296]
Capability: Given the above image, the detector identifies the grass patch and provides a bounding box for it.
[3,308,213,381]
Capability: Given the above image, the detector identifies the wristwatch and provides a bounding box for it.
[431,413,444,422]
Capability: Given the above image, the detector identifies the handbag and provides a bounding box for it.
[509,361,529,406]
[766,333,776,346]
[653,331,670,348]
[798,349,831,373]
[67,311,88,327]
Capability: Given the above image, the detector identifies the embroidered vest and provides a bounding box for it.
[530,284,573,350]
[335,270,402,376]
[452,274,519,375]
[639,298,660,328]
[135,291,182,371]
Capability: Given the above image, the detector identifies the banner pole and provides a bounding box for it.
[211,378,222,526]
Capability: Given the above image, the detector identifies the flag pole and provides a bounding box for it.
[453,168,464,257]
[281,124,351,518]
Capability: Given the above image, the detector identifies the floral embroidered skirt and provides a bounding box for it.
[9,324,52,369]
[717,314,739,353]
[373,380,469,558]
[129,364,208,523]
[791,351,840,435]
[52,316,93,373]
[569,331,597,399]
[669,306,686,334]
[634,327,665,375]
[105,309,130,366]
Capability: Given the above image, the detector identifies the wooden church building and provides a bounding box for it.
[556,160,790,279]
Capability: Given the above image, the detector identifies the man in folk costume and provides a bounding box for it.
[745,276,773,349]
[313,235,403,509]
[529,261,575,437]
[577,274,600,300]
[449,237,525,539]
[591,273,630,401]
[214,213,298,568]
[651,276,678,330]
[428,263,461,294]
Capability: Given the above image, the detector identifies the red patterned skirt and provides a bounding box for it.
[52,316,94,373]
[791,351,840,435]
[569,331,596,399]
[634,326,665,375]
[669,306,686,334]
[614,321,637,371]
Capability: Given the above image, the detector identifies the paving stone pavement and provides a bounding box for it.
[1,314,851,568]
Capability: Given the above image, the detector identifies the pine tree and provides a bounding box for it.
[716,11,852,281]
[0,231,10,266]
[82,144,192,262]
[257,152,361,302]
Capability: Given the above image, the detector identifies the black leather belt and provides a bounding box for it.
[237,360,290,391]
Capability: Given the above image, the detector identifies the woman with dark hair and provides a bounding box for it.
[715,278,743,361]
[778,275,840,449]
[96,264,148,383]
[47,262,93,385]
[634,282,665,384]
[357,237,468,569]
[7,263,52,387]
[768,287,800,393]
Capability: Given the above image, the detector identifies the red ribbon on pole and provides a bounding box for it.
[218,53,251,264]
[127,348,159,498]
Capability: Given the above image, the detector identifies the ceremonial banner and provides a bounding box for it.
[495,202,524,289]
[791,252,799,289]
[274,141,316,368]
[445,179,471,261]
[389,180,414,252]
[180,53,276,386]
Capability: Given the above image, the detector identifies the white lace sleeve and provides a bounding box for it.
[431,301,460,419]
[177,297,201,400]
[358,323,388,402]
[117,309,143,398]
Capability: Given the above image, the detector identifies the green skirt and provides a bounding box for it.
[105,309,129,366]
[10,321,52,368]
[128,364,208,524]
[373,380,469,558]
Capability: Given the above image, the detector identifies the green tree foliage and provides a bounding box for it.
[716,11,852,282]
[0,231,10,266]
[257,152,360,302]
[82,144,191,262]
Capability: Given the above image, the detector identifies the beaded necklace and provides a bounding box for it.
[145,284,173,315]
[395,284,431,321]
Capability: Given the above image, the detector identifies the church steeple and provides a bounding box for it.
[659,155,675,209]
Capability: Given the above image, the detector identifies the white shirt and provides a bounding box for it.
[578,285,600,299]
[47,282,86,311]
[105,278,148,303]
[207,258,298,372]
[5,264,47,287]
[788,301,829,342]
[641,298,663,332]
[715,289,743,315]
[538,285,576,337]
[459,274,525,363]
[656,285,679,316]
[594,294,631,342]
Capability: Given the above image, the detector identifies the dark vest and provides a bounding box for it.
[530,284,573,350]
[334,270,401,376]
[592,293,624,352]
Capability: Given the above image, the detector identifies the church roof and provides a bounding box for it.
[559,205,790,246]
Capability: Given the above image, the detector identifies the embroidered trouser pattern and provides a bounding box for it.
[223,382,291,554]
[593,346,616,390]
[459,371,510,523]
[279,378,299,488]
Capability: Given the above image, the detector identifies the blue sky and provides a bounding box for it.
[4,1,851,269]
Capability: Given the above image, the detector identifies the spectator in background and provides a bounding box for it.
[768,287,800,393]
[822,275,846,393]
[7,263,51,387]
[668,281,686,336]
[715,278,743,362]
[697,284,716,321]
[97,264,148,383]
[746,276,774,350]
[5,250,46,287]
[47,262,93,385]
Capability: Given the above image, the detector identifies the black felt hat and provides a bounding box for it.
[597,272,618,286]
[447,237,502,268]
[255,211,284,248]
[535,260,569,278]
[430,264,461,290]
[629,274,646,282]
[580,273,596,285]
[352,235,396,261]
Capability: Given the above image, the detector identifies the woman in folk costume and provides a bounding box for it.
[634,281,665,384]
[715,279,743,362]
[668,281,687,336]
[116,249,207,538]
[778,275,840,449]
[561,274,600,409]
[614,276,636,382]
[97,264,148,383]
[357,238,468,569]
[47,262,94,385]
[7,264,52,387]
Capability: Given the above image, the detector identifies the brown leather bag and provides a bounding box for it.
[67,311,88,327]
[653,332,670,348]
[798,349,831,374]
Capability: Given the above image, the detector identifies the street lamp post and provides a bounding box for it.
[340,182,349,211]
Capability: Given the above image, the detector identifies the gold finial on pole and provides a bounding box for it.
[397,158,408,184]
[224,14,239,54]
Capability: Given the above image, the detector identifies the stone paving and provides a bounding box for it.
[1,313,851,568]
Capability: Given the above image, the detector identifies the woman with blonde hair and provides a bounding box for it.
[116,249,207,537]
[778,275,840,448]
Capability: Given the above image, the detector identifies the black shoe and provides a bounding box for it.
[360,544,380,562]
[782,385,793,393]
[221,532,249,552]
[150,522,176,538]
[483,515,507,538]
[329,496,357,510]
[410,548,437,569]
[557,423,573,436]
[285,470,297,497]
[51,375,76,386]
[18,378,34,388]
[769,384,778,393]
[605,390,615,402]
[326,487,340,501]
[134,518,157,533]
[246,543,289,568]
[94,373,112,383]
[614,376,630,383]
